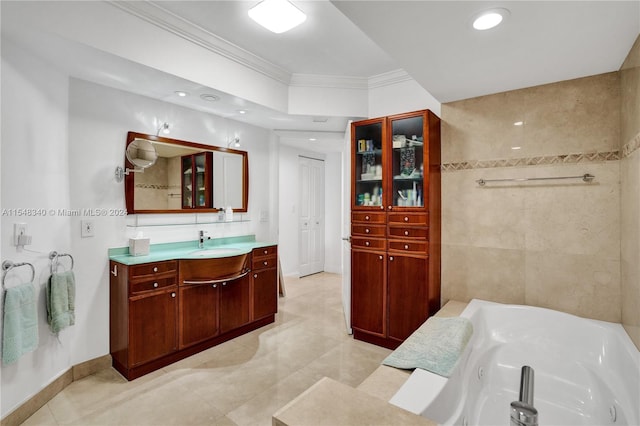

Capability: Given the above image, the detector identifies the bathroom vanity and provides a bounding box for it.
[109,239,277,380]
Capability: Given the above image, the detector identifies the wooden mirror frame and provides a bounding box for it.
[124,131,249,214]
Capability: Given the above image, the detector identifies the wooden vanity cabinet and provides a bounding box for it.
[110,245,278,380]
[109,260,178,378]
[350,109,441,349]
[251,246,278,321]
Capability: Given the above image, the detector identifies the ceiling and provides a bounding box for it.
[3,1,639,151]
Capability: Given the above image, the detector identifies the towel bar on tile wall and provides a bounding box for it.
[49,251,74,274]
[1,260,36,289]
[476,173,595,186]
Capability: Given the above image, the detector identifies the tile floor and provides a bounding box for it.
[22,273,392,426]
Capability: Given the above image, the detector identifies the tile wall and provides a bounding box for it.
[620,35,640,349]
[441,72,622,323]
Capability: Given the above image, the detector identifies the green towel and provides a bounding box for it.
[382,316,473,377]
[46,271,75,334]
[2,282,39,365]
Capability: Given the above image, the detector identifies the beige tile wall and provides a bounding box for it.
[441,73,622,323]
[620,35,640,349]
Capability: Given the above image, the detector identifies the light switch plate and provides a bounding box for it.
[14,223,27,245]
[81,220,94,238]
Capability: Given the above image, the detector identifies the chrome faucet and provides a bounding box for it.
[198,230,208,249]
[510,366,538,426]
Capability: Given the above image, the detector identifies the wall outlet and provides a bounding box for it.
[14,223,27,246]
[81,220,95,238]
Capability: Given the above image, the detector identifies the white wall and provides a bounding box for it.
[324,151,343,273]
[369,77,442,118]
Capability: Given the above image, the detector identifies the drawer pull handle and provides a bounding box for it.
[365,228,370,233]
[404,244,409,250]
[404,217,409,222]
[404,230,409,236]
[365,215,369,220]
[365,241,370,246]
[183,270,250,285]
[153,266,158,272]
[153,282,159,288]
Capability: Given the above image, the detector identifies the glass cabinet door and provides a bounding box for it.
[352,118,385,209]
[194,153,207,207]
[182,153,212,209]
[182,156,193,208]
[389,113,425,208]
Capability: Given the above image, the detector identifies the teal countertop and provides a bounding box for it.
[109,235,276,265]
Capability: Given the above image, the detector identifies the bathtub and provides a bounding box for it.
[389,299,640,426]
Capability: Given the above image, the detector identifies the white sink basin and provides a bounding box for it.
[190,247,243,256]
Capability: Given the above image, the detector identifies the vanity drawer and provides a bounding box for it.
[252,256,277,271]
[388,226,428,239]
[388,240,428,253]
[352,212,386,224]
[387,213,428,225]
[351,237,385,250]
[129,261,177,280]
[352,224,385,237]
[253,246,278,258]
[130,277,176,295]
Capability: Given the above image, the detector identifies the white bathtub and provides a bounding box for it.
[390,299,640,426]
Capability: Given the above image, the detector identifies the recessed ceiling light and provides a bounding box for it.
[200,94,220,102]
[513,121,524,126]
[175,91,188,97]
[472,8,509,30]
[248,0,306,34]
[511,146,522,150]
[237,110,247,114]
[309,138,317,141]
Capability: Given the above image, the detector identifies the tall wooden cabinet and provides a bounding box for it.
[350,109,441,349]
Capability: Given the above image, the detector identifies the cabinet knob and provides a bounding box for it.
[365,228,370,233]
[153,282,159,288]
[404,216,409,222]
[264,261,268,266]
[404,244,409,250]
[213,284,217,288]
[264,250,268,255]
[379,255,383,260]
[254,274,258,278]
[365,215,370,220]
[404,230,409,236]
[222,282,227,286]
[390,256,394,261]
[380,206,384,210]
[171,292,176,298]
[365,241,370,246]
[387,206,392,210]
[153,266,158,272]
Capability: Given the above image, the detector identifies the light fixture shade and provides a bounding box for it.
[248,0,306,34]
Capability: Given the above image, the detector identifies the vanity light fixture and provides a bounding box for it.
[248,0,306,34]
[156,122,170,136]
[472,8,509,30]
[228,137,241,148]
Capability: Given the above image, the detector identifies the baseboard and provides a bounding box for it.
[1,354,112,426]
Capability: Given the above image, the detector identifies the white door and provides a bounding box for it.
[341,121,353,334]
[299,156,325,277]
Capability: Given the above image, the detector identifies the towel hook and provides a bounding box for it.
[2,260,36,289]
[49,251,74,274]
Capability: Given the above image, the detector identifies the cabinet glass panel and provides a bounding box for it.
[353,121,383,208]
[194,153,207,207]
[182,156,193,208]
[391,115,424,207]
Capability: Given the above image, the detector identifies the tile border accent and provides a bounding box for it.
[1,355,112,426]
[622,131,640,158]
[442,150,620,172]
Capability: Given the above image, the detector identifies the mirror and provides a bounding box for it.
[124,132,248,214]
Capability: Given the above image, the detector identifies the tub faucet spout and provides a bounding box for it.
[510,366,538,426]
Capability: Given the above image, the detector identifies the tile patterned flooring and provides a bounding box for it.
[22,273,391,426]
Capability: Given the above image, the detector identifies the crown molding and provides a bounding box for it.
[107,1,292,85]
[289,73,369,90]
[368,69,413,89]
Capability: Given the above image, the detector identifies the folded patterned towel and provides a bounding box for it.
[46,271,76,334]
[2,282,39,365]
[382,316,473,377]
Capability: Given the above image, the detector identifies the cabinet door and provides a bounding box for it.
[219,275,251,334]
[351,250,386,336]
[179,283,219,348]
[387,254,429,342]
[388,111,427,209]
[352,118,386,210]
[129,289,177,366]
[252,269,277,320]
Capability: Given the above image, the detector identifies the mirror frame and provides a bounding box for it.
[124,131,249,214]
